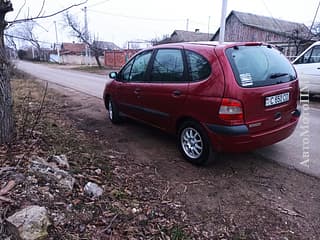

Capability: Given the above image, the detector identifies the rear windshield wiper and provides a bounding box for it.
[269,73,289,79]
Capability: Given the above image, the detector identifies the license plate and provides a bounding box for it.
[265,92,290,107]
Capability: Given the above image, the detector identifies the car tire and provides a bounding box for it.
[178,120,214,165]
[108,98,121,124]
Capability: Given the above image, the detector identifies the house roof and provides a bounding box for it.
[60,42,86,55]
[212,10,310,40]
[93,41,120,50]
[159,30,214,44]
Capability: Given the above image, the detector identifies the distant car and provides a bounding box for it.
[103,42,300,165]
[293,41,320,95]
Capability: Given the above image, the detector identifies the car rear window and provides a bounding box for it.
[226,45,296,88]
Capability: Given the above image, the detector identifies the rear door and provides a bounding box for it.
[225,45,299,134]
[293,44,320,93]
[137,48,188,131]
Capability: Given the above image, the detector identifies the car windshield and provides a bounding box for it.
[226,45,296,88]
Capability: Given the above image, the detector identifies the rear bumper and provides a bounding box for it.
[205,110,300,152]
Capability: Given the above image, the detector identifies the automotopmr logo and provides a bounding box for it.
[299,85,310,168]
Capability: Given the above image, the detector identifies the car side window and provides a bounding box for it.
[295,46,320,64]
[119,51,152,82]
[186,50,211,81]
[309,46,320,63]
[121,61,133,81]
[299,49,312,64]
[130,51,152,82]
[150,49,185,82]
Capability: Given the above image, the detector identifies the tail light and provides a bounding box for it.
[219,98,244,125]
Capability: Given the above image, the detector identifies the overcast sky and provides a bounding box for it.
[6,0,320,48]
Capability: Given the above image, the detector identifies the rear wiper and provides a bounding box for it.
[270,73,289,79]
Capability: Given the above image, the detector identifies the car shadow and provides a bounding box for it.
[115,117,279,179]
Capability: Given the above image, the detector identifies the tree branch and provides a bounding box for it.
[4,33,49,44]
[7,0,87,24]
[12,0,26,23]
[36,0,46,18]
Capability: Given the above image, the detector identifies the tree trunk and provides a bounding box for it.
[0,0,14,144]
[94,53,102,68]
[0,60,14,143]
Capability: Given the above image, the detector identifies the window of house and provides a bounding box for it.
[186,50,211,81]
[150,49,185,82]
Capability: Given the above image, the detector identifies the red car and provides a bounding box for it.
[103,42,300,165]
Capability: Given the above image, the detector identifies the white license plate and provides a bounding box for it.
[265,92,290,107]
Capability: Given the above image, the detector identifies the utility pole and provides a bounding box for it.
[186,18,189,31]
[219,0,228,43]
[84,6,89,41]
[208,16,211,35]
[54,21,60,63]
[83,6,90,65]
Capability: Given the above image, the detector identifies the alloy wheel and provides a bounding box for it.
[180,127,203,159]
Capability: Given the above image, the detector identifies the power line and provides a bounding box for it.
[309,0,320,37]
[87,0,109,8]
[87,9,209,31]
[260,0,284,33]
[87,9,185,22]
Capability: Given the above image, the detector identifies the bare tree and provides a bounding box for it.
[0,0,87,144]
[150,34,170,46]
[288,29,310,56]
[311,22,320,40]
[13,21,42,60]
[64,12,103,68]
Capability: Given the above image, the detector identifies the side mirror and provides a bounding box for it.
[109,72,118,79]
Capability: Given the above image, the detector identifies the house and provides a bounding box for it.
[93,41,121,51]
[157,30,214,44]
[60,42,86,55]
[212,10,312,58]
[92,41,121,60]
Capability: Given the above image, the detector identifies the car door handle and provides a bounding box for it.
[172,90,182,96]
[134,88,141,94]
[317,67,320,70]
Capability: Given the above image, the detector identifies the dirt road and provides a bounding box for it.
[16,61,320,178]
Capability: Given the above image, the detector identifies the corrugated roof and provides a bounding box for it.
[172,30,214,42]
[159,30,214,44]
[232,11,309,36]
[212,10,310,40]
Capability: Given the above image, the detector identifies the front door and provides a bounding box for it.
[294,44,320,94]
[115,50,153,120]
